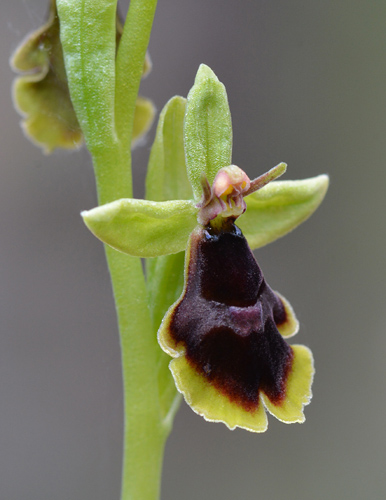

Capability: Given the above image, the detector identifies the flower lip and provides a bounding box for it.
[198,219,263,307]
[160,218,299,413]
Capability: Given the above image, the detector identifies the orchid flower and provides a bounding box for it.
[82,64,328,432]
[11,0,154,153]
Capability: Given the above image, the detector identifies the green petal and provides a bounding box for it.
[239,175,329,250]
[184,64,233,201]
[146,96,192,202]
[81,199,198,257]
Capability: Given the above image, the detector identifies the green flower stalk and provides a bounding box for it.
[12,1,328,498]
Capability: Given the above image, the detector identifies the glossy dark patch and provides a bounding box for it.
[199,222,262,307]
[169,220,294,411]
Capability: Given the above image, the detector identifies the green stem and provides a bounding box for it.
[105,245,166,500]
[91,1,164,498]
[58,0,165,495]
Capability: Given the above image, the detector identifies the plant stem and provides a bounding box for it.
[90,0,165,498]
[105,245,166,500]
[58,0,165,495]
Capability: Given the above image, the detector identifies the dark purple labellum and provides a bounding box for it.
[168,219,294,412]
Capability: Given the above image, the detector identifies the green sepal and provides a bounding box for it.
[239,175,329,250]
[145,95,192,323]
[184,64,233,201]
[145,95,193,424]
[81,199,198,257]
[146,96,192,202]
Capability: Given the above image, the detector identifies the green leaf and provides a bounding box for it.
[56,0,118,150]
[238,175,329,249]
[146,96,192,202]
[184,64,233,201]
[81,199,198,257]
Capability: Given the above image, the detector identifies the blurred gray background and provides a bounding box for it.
[1,1,386,499]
